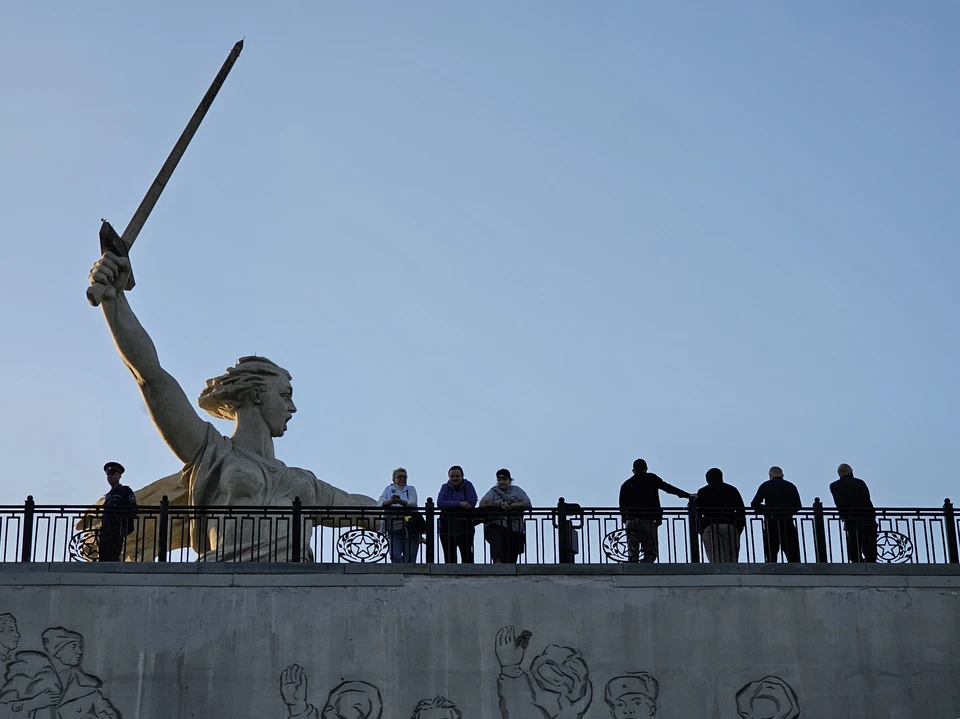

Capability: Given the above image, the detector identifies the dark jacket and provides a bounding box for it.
[751,478,802,518]
[696,478,746,531]
[829,474,876,529]
[619,472,691,525]
[437,480,478,535]
[102,484,137,536]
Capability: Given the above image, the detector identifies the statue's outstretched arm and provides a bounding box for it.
[90,251,206,463]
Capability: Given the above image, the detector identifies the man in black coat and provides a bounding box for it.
[751,466,802,562]
[618,459,693,563]
[695,468,746,563]
[829,463,877,563]
[98,462,137,562]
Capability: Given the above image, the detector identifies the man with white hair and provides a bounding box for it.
[830,464,877,563]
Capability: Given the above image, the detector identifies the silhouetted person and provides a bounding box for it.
[99,462,137,562]
[830,463,877,563]
[696,468,745,563]
[751,466,802,563]
[618,459,692,563]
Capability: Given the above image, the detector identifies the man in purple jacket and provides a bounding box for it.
[437,465,478,563]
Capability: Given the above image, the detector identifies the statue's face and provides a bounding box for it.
[56,640,83,667]
[0,620,19,651]
[258,376,297,437]
[612,694,655,719]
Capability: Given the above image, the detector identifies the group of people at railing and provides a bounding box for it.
[370,458,886,566]
[72,455,944,565]
[619,459,880,564]
[379,466,531,564]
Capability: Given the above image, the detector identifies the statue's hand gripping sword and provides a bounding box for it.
[87,40,244,307]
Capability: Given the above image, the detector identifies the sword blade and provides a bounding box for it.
[119,39,244,251]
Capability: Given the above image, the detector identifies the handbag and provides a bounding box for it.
[404,511,427,535]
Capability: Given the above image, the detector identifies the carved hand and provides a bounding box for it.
[88,251,132,302]
[495,625,525,668]
[280,664,309,710]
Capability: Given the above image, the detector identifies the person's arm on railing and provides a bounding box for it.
[464,481,478,508]
[659,478,692,500]
[750,484,766,510]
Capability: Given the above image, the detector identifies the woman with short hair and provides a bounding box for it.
[479,469,531,564]
[379,468,420,563]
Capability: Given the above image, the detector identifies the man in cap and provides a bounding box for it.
[0,626,120,717]
[99,462,137,562]
[604,673,658,718]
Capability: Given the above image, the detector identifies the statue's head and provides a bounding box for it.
[198,356,296,437]
[321,680,383,719]
[41,627,83,667]
[0,614,19,652]
[530,645,593,717]
[410,696,461,719]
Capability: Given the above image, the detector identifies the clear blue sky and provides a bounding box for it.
[1,3,957,511]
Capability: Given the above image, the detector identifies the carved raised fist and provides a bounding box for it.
[88,251,132,302]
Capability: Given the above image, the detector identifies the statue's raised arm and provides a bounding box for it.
[89,251,207,463]
[89,249,376,562]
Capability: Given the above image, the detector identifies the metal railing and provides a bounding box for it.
[2,495,957,566]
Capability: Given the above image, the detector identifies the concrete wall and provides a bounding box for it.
[0,564,956,718]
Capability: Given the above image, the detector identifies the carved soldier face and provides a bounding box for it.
[611,694,656,719]
[0,617,19,652]
[255,377,297,437]
[56,640,83,667]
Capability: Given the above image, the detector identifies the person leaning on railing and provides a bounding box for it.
[479,469,531,564]
[750,466,802,563]
[830,463,878,563]
[695,468,746,563]
[98,461,137,562]
[378,468,420,564]
[618,459,693,564]
[436,465,478,564]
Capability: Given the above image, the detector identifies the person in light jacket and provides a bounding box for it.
[378,468,419,563]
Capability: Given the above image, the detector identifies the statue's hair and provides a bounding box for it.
[411,696,461,719]
[198,356,292,420]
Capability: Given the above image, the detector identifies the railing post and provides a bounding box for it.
[813,498,828,563]
[157,495,170,563]
[687,497,700,563]
[944,498,959,564]
[557,498,572,564]
[291,497,302,563]
[20,495,35,563]
[425,498,435,563]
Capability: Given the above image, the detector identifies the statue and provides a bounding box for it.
[86,251,375,561]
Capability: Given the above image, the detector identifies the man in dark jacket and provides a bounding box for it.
[829,463,877,563]
[98,462,137,562]
[618,459,693,563]
[751,466,802,563]
[695,468,746,563]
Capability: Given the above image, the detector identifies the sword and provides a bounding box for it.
[87,39,244,306]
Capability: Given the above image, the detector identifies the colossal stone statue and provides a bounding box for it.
[87,251,375,561]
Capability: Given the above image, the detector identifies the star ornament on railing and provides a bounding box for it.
[602,528,645,563]
[876,531,914,563]
[336,529,389,563]
[68,529,101,562]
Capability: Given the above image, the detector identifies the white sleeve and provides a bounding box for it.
[408,486,418,507]
[377,485,393,504]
